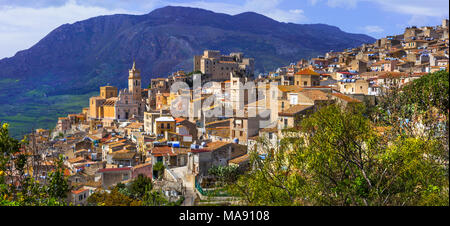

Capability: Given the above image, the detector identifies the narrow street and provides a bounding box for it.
[171,166,196,206]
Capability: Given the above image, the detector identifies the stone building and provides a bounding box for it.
[194,50,254,81]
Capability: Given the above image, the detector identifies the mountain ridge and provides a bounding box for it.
[0,5,375,137]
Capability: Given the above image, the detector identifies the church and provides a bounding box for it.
[88,62,145,125]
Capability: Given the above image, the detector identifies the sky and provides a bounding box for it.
[0,0,448,59]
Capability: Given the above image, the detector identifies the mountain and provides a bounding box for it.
[0,6,375,137]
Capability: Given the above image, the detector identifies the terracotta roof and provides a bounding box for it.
[72,188,88,194]
[111,151,136,160]
[125,122,143,129]
[174,118,186,123]
[377,72,409,79]
[279,105,313,116]
[97,167,132,173]
[151,146,177,156]
[295,68,320,76]
[67,157,86,164]
[133,162,151,170]
[331,93,362,103]
[277,85,303,93]
[301,90,329,101]
[229,154,250,165]
[203,141,231,151]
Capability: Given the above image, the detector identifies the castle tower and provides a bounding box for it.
[128,61,142,102]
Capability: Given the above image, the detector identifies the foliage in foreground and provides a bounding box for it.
[1,122,70,206]
[228,71,449,206]
[87,174,183,206]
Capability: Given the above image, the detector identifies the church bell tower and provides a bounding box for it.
[128,61,142,102]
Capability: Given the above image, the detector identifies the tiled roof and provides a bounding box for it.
[301,90,329,101]
[279,105,313,116]
[295,68,320,76]
[174,118,186,123]
[229,154,250,164]
[97,167,132,173]
[133,162,152,170]
[277,85,303,93]
[151,146,177,156]
[111,151,136,160]
[72,188,88,194]
[376,72,409,79]
[331,93,362,103]
[203,141,231,151]
[67,157,85,164]
[125,122,143,129]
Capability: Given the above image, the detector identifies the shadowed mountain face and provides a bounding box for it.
[0,6,374,137]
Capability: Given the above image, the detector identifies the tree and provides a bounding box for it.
[128,174,153,200]
[208,165,240,186]
[153,162,165,179]
[230,104,449,206]
[1,122,70,206]
[46,155,70,201]
[87,186,141,206]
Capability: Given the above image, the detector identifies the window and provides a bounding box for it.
[281,102,284,109]
[269,133,273,139]
[240,131,243,136]
[304,81,307,86]
[161,124,164,129]
[167,123,170,129]
[284,119,288,127]
[290,94,298,105]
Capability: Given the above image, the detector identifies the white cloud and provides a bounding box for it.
[327,0,358,8]
[289,9,304,14]
[363,25,384,33]
[0,0,136,58]
[316,0,448,18]
[170,0,307,23]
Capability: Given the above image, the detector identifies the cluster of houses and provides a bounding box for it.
[24,20,448,205]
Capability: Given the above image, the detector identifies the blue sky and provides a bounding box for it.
[0,0,448,59]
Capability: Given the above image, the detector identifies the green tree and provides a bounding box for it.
[1,122,70,206]
[153,162,165,179]
[87,187,141,206]
[208,165,240,186]
[128,174,153,200]
[230,104,449,206]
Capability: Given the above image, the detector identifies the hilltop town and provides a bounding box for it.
[11,19,449,206]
